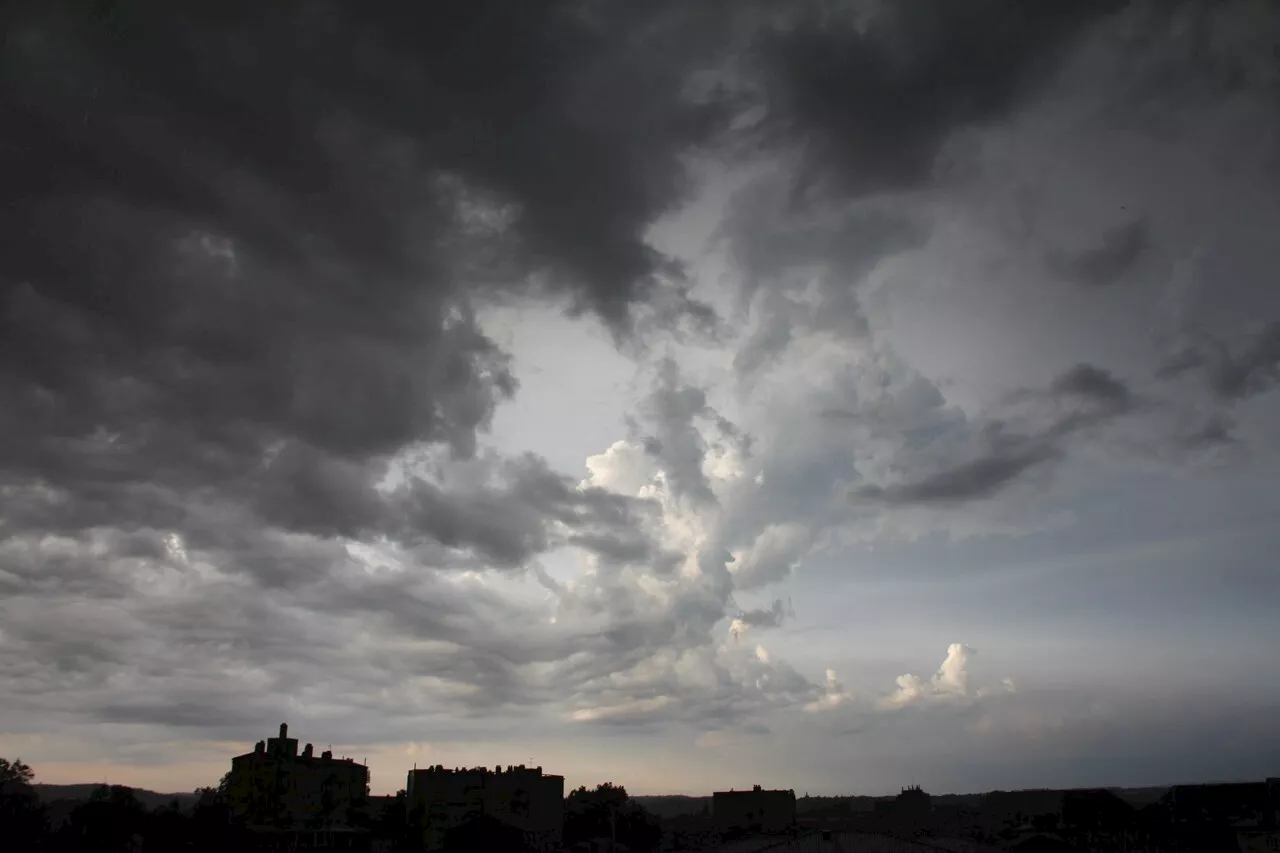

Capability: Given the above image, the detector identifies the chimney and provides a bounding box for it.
[303,743,314,758]
[279,722,288,740]
[255,740,265,754]
[322,750,333,760]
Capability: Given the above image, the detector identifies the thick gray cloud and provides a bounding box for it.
[1051,365,1132,408]
[853,364,1134,506]
[632,359,720,506]
[750,0,1127,195]
[0,0,731,564]
[389,452,665,569]
[0,0,746,752]
[724,198,927,375]
[1047,220,1150,287]
[0,8,748,759]
[5,0,1280,796]
[857,440,1061,507]
[1161,322,1280,402]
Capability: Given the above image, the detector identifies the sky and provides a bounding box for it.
[2,0,1280,798]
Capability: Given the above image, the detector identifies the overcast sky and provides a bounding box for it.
[3,0,1280,798]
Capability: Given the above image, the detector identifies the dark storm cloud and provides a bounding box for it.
[713,1,1133,381]
[1048,221,1150,288]
[0,0,734,575]
[96,699,266,730]
[722,194,928,375]
[0,0,1144,581]
[3,0,727,310]
[1179,414,1236,449]
[1160,322,1280,402]
[1051,364,1132,409]
[0,528,614,730]
[14,0,1278,766]
[752,0,1127,195]
[0,0,754,737]
[392,454,666,569]
[856,365,1134,506]
[25,448,661,591]
[857,440,1061,506]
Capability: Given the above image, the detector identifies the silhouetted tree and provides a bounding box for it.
[1031,812,1060,833]
[565,783,662,853]
[146,798,189,851]
[1,756,49,851]
[58,785,146,853]
[0,757,35,787]
[371,788,414,852]
[442,813,525,853]
[188,779,248,853]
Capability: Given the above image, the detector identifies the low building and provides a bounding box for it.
[712,785,796,834]
[225,723,370,833]
[406,763,564,852]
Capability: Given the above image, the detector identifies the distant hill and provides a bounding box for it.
[33,784,201,812]
[634,795,709,818]
[637,792,911,818]
[1107,786,1170,807]
[638,785,1170,822]
[797,794,888,815]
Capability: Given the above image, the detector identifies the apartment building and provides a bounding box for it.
[226,723,370,831]
[712,785,796,834]
[405,763,564,852]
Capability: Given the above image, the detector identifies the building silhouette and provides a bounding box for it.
[226,723,370,834]
[406,763,564,852]
[712,785,796,834]
[894,785,932,824]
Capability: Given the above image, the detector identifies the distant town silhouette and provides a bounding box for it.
[3,724,1277,851]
